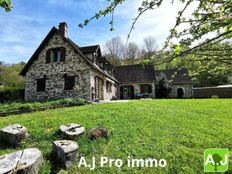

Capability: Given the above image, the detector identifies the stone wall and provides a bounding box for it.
[193,86,232,98]
[90,70,117,100]
[168,84,193,98]
[25,33,92,101]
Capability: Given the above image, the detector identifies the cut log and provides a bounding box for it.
[59,123,85,138]
[0,148,43,174]
[0,124,28,146]
[52,140,78,169]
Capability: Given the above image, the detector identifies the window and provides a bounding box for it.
[106,81,112,93]
[46,47,66,63]
[64,75,75,90]
[37,78,46,92]
[140,84,152,93]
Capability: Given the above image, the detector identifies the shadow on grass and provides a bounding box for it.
[47,151,63,174]
[0,142,22,150]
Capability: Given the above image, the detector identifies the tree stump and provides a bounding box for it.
[59,123,85,138]
[89,126,109,140]
[52,140,78,169]
[0,148,43,174]
[0,124,28,146]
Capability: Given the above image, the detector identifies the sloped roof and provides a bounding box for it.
[156,68,192,84]
[114,64,155,84]
[79,45,100,54]
[19,27,118,83]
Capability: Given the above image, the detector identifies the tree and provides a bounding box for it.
[141,36,158,60]
[177,42,232,86]
[124,42,139,65]
[104,36,124,66]
[0,0,12,12]
[0,62,25,88]
[155,78,171,98]
[80,0,232,65]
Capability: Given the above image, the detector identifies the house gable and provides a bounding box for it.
[20,27,118,83]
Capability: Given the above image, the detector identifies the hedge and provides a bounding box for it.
[0,88,24,103]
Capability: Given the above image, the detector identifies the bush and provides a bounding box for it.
[0,87,24,103]
[18,104,32,110]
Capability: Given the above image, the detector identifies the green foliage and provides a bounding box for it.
[0,62,25,88]
[80,0,232,65]
[0,87,24,103]
[156,78,171,98]
[177,42,232,86]
[0,0,12,12]
[0,99,232,173]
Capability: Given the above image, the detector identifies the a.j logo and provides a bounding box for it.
[204,148,229,172]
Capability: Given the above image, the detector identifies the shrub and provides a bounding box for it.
[18,104,32,110]
[0,87,24,103]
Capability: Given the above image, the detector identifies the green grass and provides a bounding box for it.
[0,98,88,112]
[0,99,232,174]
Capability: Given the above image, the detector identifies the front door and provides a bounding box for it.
[177,88,184,98]
[95,76,104,100]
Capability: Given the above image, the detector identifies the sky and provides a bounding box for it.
[0,0,197,64]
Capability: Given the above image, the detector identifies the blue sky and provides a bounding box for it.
[0,0,196,64]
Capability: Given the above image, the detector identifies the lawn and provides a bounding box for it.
[0,99,232,174]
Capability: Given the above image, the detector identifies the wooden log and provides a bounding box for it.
[59,123,85,138]
[52,140,78,169]
[0,124,28,146]
[0,148,43,174]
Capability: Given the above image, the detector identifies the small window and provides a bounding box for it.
[64,75,75,90]
[106,81,112,93]
[46,47,66,63]
[140,84,152,93]
[37,78,46,92]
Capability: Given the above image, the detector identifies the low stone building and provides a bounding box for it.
[156,68,193,98]
[20,22,193,101]
[114,65,156,99]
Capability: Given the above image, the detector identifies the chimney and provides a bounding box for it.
[59,22,68,38]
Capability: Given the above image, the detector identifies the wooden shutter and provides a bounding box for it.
[60,47,66,62]
[46,49,51,63]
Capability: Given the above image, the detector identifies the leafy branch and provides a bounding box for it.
[0,0,12,12]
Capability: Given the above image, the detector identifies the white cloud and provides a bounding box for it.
[94,0,199,48]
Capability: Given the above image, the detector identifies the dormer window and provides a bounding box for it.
[46,47,66,63]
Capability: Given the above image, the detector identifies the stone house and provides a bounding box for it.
[20,22,118,101]
[114,65,156,99]
[20,22,192,101]
[156,68,193,98]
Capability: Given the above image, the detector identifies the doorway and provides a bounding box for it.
[120,85,134,99]
[177,88,184,98]
[94,76,104,100]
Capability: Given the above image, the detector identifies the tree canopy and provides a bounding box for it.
[0,62,25,88]
[80,0,232,65]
